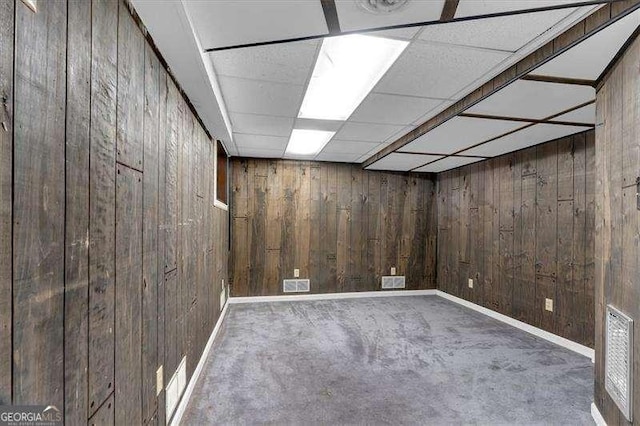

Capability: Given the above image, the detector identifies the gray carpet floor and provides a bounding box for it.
[182,296,594,425]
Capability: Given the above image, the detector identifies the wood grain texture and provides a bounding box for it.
[116,2,144,170]
[88,0,118,414]
[13,0,66,407]
[142,42,160,424]
[230,159,437,296]
[437,131,595,347]
[0,0,13,406]
[115,164,143,425]
[3,0,229,422]
[65,0,92,421]
[594,33,640,426]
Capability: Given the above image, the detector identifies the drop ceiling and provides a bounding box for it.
[132,0,638,173]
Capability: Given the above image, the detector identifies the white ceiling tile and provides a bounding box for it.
[467,79,594,119]
[234,133,289,151]
[230,113,294,137]
[533,9,640,80]
[375,42,510,99]
[383,125,415,143]
[349,93,444,125]
[461,123,588,157]
[334,0,445,33]
[553,103,595,124]
[335,122,405,142]
[315,152,364,163]
[419,9,575,52]
[210,40,319,85]
[367,27,422,40]
[400,116,524,154]
[238,147,285,158]
[455,0,585,18]
[412,99,456,125]
[367,153,443,171]
[294,118,344,132]
[184,0,328,50]
[220,76,304,117]
[320,140,379,155]
[415,156,484,173]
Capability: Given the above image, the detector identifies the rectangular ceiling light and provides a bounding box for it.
[285,129,335,157]
[298,34,408,121]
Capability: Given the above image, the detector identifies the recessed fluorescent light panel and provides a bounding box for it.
[285,129,335,157]
[298,34,408,120]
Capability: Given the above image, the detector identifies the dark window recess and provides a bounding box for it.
[217,140,228,204]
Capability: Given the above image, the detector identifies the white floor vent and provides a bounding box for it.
[283,279,310,293]
[381,276,405,289]
[605,305,633,422]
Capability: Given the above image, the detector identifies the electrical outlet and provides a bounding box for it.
[468,278,473,289]
[390,267,396,276]
[294,268,300,278]
[545,298,553,312]
[156,365,163,396]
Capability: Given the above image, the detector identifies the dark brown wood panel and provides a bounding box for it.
[231,159,437,296]
[0,0,13,406]
[115,164,143,425]
[142,42,160,424]
[116,2,144,171]
[3,0,230,422]
[437,131,595,347]
[13,0,66,407]
[88,393,114,426]
[594,32,640,426]
[64,0,92,421]
[88,0,118,414]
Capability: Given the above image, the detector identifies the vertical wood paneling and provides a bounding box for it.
[13,0,66,407]
[115,164,143,425]
[116,3,144,171]
[4,0,229,422]
[231,159,437,297]
[88,0,118,414]
[0,0,13,406]
[142,42,160,423]
[437,131,595,347]
[594,33,640,425]
[65,0,91,421]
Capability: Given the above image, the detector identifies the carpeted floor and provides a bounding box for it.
[182,296,594,425]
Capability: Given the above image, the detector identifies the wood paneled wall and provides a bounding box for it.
[594,33,640,425]
[0,0,229,424]
[230,159,437,296]
[437,130,595,347]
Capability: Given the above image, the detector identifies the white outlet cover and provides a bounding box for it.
[468,278,473,288]
[294,268,300,278]
[391,267,396,276]
[545,298,554,312]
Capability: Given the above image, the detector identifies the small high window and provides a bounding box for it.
[216,140,228,205]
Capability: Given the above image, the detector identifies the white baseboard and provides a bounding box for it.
[591,402,607,426]
[169,300,230,426]
[436,291,595,361]
[228,289,437,304]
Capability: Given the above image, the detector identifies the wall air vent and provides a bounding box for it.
[381,276,405,289]
[283,279,310,293]
[605,304,633,422]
